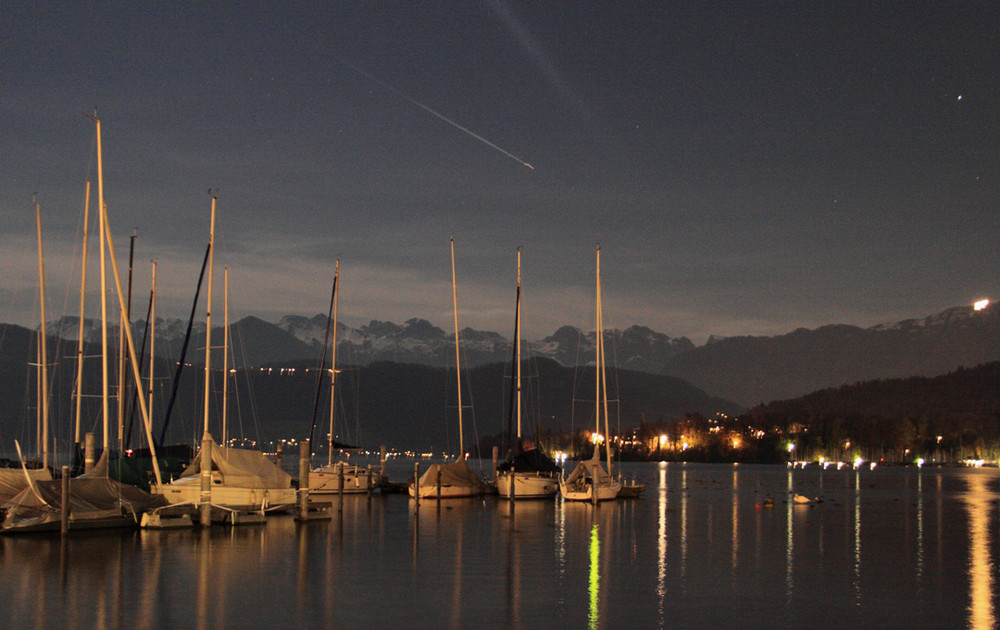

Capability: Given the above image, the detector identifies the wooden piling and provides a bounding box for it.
[337,461,344,512]
[413,462,420,509]
[60,465,70,535]
[199,432,212,527]
[298,440,310,521]
[84,432,95,474]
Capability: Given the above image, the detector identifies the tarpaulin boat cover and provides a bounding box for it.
[177,439,292,490]
[416,461,485,492]
[1,451,167,531]
[496,445,561,474]
[0,467,51,504]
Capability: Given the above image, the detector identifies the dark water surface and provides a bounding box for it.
[1,462,997,629]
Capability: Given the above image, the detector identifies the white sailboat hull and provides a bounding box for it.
[310,464,372,494]
[496,471,559,499]
[154,475,297,512]
[559,480,622,502]
[407,483,482,499]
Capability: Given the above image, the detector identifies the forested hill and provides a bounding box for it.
[742,362,1000,458]
[747,362,1000,420]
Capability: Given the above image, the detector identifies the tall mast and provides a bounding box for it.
[328,258,340,467]
[202,196,216,436]
[515,248,522,439]
[35,199,49,470]
[222,266,229,447]
[99,197,163,485]
[148,262,156,435]
[451,237,464,459]
[87,113,111,450]
[117,232,135,447]
[596,248,612,472]
[595,248,601,457]
[74,181,91,448]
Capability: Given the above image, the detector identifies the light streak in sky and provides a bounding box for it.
[340,59,535,170]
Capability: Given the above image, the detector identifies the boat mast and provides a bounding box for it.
[74,181,91,449]
[328,258,340,467]
[35,199,50,470]
[516,247,522,439]
[222,266,229,447]
[88,113,111,451]
[99,197,163,485]
[594,248,601,460]
[117,232,136,448]
[202,196,216,438]
[148,262,156,436]
[451,237,464,460]
[597,248,612,473]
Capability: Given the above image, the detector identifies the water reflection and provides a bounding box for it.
[656,463,667,627]
[853,470,862,607]
[964,472,995,629]
[785,469,793,604]
[1,464,998,629]
[588,520,600,629]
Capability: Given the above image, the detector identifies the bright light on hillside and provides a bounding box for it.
[974,299,989,311]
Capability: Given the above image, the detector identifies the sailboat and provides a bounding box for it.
[309,259,372,495]
[496,249,560,499]
[0,201,55,507]
[408,239,485,499]
[152,197,296,521]
[559,248,622,502]
[3,116,168,532]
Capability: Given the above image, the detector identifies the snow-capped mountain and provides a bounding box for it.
[662,302,1000,406]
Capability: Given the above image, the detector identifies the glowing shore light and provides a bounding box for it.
[974,299,989,311]
[853,456,864,469]
[917,458,925,467]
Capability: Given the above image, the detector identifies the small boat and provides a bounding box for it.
[153,198,296,519]
[496,249,560,500]
[560,249,621,502]
[308,259,373,496]
[409,239,485,499]
[2,451,167,534]
[617,481,645,498]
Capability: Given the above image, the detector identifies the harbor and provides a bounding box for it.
[1,462,996,629]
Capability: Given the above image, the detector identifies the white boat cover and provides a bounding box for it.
[178,439,292,490]
[416,461,485,492]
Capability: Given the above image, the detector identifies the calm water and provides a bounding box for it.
[1,462,998,629]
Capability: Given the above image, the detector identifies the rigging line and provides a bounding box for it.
[159,242,211,445]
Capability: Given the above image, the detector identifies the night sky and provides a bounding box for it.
[3,2,998,343]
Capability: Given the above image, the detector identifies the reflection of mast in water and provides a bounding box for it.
[731,466,739,572]
[555,496,567,620]
[197,528,211,630]
[680,467,688,578]
[785,469,794,604]
[964,473,996,629]
[656,463,667,626]
[852,470,862,607]
[916,471,924,584]
[451,509,464,628]
[504,501,522,629]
